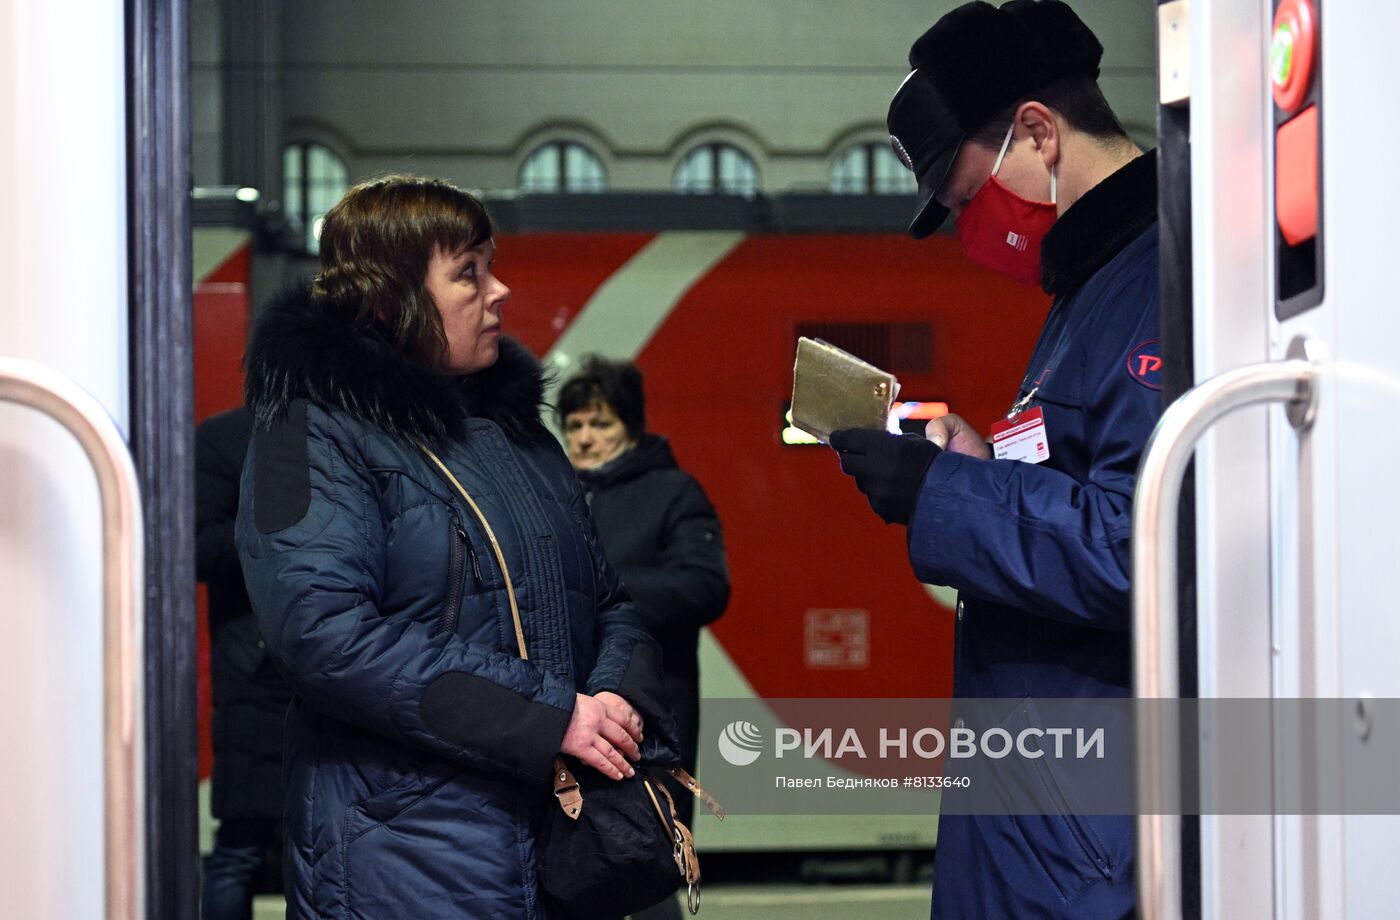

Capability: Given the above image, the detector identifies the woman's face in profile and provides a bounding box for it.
[564,402,635,470]
[424,238,511,374]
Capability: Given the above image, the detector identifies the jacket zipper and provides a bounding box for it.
[438,512,473,636]
[420,444,528,659]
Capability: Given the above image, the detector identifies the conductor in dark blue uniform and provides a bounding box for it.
[830,3,1159,918]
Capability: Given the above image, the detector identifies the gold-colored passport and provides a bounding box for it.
[790,337,899,442]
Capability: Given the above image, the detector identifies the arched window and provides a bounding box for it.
[830,142,918,194]
[283,143,349,253]
[673,143,759,195]
[519,141,607,193]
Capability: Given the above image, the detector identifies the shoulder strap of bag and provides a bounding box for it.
[418,443,527,659]
[419,443,585,817]
[648,779,702,912]
[663,767,725,821]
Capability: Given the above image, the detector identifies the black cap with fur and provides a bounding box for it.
[888,0,1104,238]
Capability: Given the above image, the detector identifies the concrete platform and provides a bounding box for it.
[253,884,932,919]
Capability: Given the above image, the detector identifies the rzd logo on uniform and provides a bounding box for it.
[1126,338,1163,390]
[717,720,764,766]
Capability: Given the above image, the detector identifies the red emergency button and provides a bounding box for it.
[1271,0,1317,112]
[1276,106,1319,246]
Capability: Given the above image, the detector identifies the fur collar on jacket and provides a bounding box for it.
[243,285,547,444]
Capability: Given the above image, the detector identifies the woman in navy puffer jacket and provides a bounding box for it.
[235,175,677,919]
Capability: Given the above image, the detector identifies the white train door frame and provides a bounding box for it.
[1268,3,1400,917]
[0,0,187,916]
[1142,1,1400,918]
[1185,4,1278,919]
[1,0,197,915]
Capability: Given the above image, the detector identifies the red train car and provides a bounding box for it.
[497,231,1046,702]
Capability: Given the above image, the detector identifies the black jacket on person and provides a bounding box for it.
[576,434,729,788]
[196,405,293,822]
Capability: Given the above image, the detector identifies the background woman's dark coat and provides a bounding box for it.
[195,405,292,824]
[577,434,729,822]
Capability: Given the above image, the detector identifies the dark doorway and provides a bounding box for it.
[128,0,199,916]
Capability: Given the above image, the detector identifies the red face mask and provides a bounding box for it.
[953,122,1057,286]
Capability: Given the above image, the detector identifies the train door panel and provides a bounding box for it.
[1165,1,1400,917]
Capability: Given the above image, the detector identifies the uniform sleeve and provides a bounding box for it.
[610,476,731,643]
[235,402,576,784]
[905,275,1161,630]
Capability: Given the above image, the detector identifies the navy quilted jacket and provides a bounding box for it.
[235,289,675,920]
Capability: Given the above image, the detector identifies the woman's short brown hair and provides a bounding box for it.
[312,175,494,368]
[556,356,647,439]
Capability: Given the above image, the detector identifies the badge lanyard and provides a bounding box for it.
[1013,299,1077,411]
[993,299,1077,465]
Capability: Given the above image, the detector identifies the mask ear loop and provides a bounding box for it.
[994,118,1059,206]
[991,120,1016,176]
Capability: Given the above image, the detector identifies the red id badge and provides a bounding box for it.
[990,407,1050,464]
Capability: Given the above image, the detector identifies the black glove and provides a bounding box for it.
[829,428,941,525]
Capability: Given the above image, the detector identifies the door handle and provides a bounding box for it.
[0,358,145,920]
[1133,355,1315,920]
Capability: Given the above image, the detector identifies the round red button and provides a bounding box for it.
[1271,0,1316,112]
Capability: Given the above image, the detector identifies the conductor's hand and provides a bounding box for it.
[561,692,643,780]
[924,413,991,459]
[829,428,941,526]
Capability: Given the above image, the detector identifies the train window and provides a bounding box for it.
[830,142,917,195]
[283,142,348,254]
[673,143,759,195]
[795,321,933,374]
[519,141,608,193]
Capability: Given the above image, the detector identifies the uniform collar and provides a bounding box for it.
[1040,149,1158,296]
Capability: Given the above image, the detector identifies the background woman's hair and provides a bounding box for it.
[556,356,646,438]
[312,174,494,368]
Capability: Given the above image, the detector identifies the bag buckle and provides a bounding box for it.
[552,757,582,820]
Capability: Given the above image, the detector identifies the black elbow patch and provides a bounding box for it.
[254,399,311,533]
[422,672,571,782]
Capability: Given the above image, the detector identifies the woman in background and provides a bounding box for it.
[558,357,730,851]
